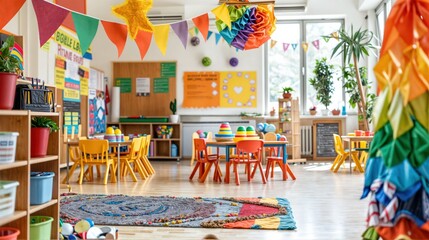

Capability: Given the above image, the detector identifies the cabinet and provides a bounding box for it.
[108,122,182,161]
[0,110,60,240]
[278,98,305,163]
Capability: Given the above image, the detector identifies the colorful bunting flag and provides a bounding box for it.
[283,43,290,52]
[32,0,70,47]
[291,43,298,50]
[170,20,188,49]
[192,13,209,41]
[215,33,221,45]
[188,27,196,37]
[72,12,99,56]
[134,30,152,60]
[331,31,339,40]
[312,39,320,50]
[112,0,153,39]
[101,20,128,58]
[0,0,26,31]
[270,40,277,48]
[211,3,231,29]
[153,25,170,55]
[322,36,330,43]
[302,42,309,52]
[207,31,213,40]
[194,27,199,35]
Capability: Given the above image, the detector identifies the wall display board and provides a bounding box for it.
[313,120,342,160]
[88,68,106,136]
[182,71,257,108]
[113,62,176,117]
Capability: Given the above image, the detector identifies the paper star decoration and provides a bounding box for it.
[112,0,154,39]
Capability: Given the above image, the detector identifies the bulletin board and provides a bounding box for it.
[312,120,342,160]
[112,62,176,117]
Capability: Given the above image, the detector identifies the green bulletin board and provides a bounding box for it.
[115,78,132,93]
[154,78,169,93]
[161,63,176,77]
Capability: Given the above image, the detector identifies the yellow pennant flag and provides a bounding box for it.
[302,42,309,52]
[270,40,277,48]
[211,3,231,29]
[153,24,170,55]
[331,32,339,40]
[188,27,196,37]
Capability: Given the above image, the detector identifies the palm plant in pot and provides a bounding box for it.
[309,58,334,115]
[282,87,294,99]
[0,36,22,110]
[169,98,179,123]
[31,116,59,157]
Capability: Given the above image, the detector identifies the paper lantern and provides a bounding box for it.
[229,57,239,67]
[202,57,212,67]
[190,36,200,46]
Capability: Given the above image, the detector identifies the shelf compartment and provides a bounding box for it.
[0,110,29,116]
[0,161,27,171]
[29,112,59,117]
[30,155,59,165]
[29,199,58,214]
[0,210,27,226]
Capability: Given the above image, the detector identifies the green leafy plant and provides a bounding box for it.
[169,99,177,115]
[327,25,376,130]
[282,87,294,93]
[31,116,59,132]
[309,58,334,109]
[0,36,21,73]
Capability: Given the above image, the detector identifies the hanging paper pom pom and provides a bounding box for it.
[229,57,239,67]
[202,57,212,67]
[190,36,200,46]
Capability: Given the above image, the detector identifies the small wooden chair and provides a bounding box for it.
[331,134,363,173]
[119,137,145,181]
[189,138,222,183]
[229,140,266,185]
[265,137,296,180]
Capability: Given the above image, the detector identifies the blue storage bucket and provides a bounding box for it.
[30,172,54,205]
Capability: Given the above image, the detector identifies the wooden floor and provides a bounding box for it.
[60,160,368,239]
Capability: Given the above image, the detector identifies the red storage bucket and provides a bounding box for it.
[0,227,20,240]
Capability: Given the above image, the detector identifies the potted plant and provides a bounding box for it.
[331,109,341,115]
[282,87,294,99]
[309,106,317,115]
[31,116,59,157]
[169,98,179,123]
[0,36,22,110]
[309,58,334,115]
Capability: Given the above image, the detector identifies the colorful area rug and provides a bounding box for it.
[60,194,296,230]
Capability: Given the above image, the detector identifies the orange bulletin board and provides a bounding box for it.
[113,62,176,117]
[183,71,257,108]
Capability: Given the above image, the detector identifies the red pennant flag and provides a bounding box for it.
[101,20,128,57]
[135,30,153,60]
[312,39,320,50]
[192,13,209,41]
[105,84,110,115]
[283,43,290,52]
[0,0,26,30]
[32,0,70,47]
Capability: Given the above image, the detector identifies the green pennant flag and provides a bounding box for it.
[72,12,99,56]
[322,36,330,43]
[194,27,199,35]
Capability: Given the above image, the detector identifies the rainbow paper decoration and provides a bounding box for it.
[214,4,276,50]
[361,0,429,239]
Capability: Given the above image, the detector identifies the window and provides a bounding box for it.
[266,19,344,114]
[375,0,394,45]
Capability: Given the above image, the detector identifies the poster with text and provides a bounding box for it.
[136,77,150,96]
[88,89,106,136]
[63,73,81,134]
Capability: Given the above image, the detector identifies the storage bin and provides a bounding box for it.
[30,172,54,205]
[0,181,19,218]
[0,132,19,164]
[0,227,20,240]
[30,216,53,240]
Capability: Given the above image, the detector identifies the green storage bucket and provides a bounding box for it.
[30,216,53,240]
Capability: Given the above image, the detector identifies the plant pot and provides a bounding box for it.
[309,110,317,115]
[31,128,50,157]
[0,72,18,110]
[282,93,292,99]
[331,109,341,115]
[321,109,329,116]
[169,115,179,123]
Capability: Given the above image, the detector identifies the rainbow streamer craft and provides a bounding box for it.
[11,42,23,70]
[361,0,429,239]
[215,4,276,50]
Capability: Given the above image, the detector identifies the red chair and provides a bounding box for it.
[229,140,266,185]
[189,138,222,183]
[265,138,296,181]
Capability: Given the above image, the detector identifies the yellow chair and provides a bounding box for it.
[139,135,155,175]
[119,137,147,181]
[331,134,363,173]
[61,145,83,184]
[79,139,117,184]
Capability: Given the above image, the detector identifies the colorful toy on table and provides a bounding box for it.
[156,125,173,138]
[104,127,117,142]
[196,129,207,138]
[256,122,276,134]
[214,122,234,142]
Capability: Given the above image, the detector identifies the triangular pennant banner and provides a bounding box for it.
[331,31,339,40]
[283,43,290,52]
[322,36,330,43]
[188,28,195,37]
[192,13,209,40]
[270,40,277,48]
[32,0,70,47]
[0,0,26,31]
[302,42,309,52]
[170,20,188,49]
[153,24,170,55]
[291,43,298,50]
[135,30,153,60]
[312,39,320,50]
[72,12,100,55]
[101,20,128,58]
[194,27,199,35]
[207,31,213,40]
[215,33,221,45]
[236,48,239,52]
[211,3,231,29]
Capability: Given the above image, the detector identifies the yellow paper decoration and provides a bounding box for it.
[112,0,154,39]
[331,32,339,40]
[153,25,170,56]
[270,40,277,48]
[302,42,309,52]
[211,3,231,29]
